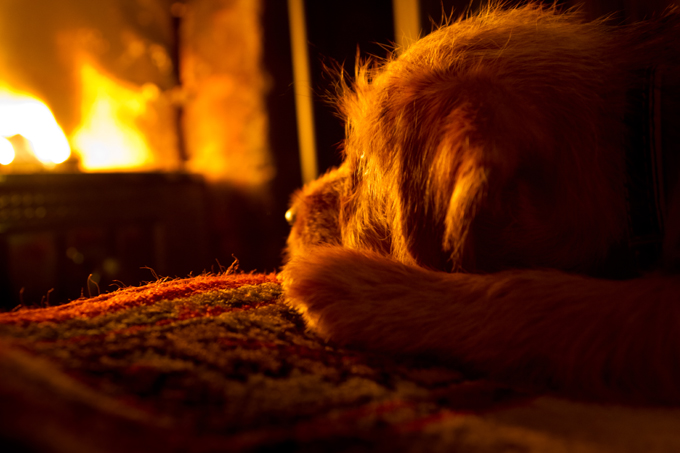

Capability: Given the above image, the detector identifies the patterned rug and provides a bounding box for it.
[2,272,680,452]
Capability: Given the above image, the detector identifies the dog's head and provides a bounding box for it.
[286,5,630,275]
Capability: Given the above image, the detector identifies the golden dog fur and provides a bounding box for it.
[282,4,680,404]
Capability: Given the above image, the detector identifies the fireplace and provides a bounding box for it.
[0,0,280,309]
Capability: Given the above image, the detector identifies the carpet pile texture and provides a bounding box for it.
[2,272,680,452]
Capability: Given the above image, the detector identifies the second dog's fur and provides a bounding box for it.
[282,4,680,404]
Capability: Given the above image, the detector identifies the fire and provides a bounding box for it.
[0,137,14,165]
[0,57,177,173]
[71,61,156,171]
[0,91,71,166]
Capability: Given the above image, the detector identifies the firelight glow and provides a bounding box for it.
[0,93,71,165]
[0,137,14,165]
[72,61,154,171]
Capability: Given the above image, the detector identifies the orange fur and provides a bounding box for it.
[282,4,680,404]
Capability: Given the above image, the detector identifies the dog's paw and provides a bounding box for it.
[281,247,450,353]
[281,247,378,342]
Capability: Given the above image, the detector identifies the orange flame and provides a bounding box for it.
[71,60,157,171]
[0,90,71,166]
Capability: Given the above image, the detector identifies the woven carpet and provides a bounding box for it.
[2,272,680,452]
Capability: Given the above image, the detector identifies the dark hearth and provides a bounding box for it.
[0,173,208,309]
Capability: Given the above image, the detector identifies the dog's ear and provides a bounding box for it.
[441,154,491,271]
[397,105,494,272]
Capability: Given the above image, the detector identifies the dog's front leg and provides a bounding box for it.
[282,246,680,403]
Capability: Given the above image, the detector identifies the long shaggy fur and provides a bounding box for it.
[282,4,680,404]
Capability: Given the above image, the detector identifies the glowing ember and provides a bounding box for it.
[0,92,71,166]
[72,61,156,171]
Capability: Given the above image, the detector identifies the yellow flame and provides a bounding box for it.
[0,92,71,165]
[72,61,154,171]
[0,136,14,165]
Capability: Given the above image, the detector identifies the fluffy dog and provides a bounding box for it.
[282,4,680,404]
